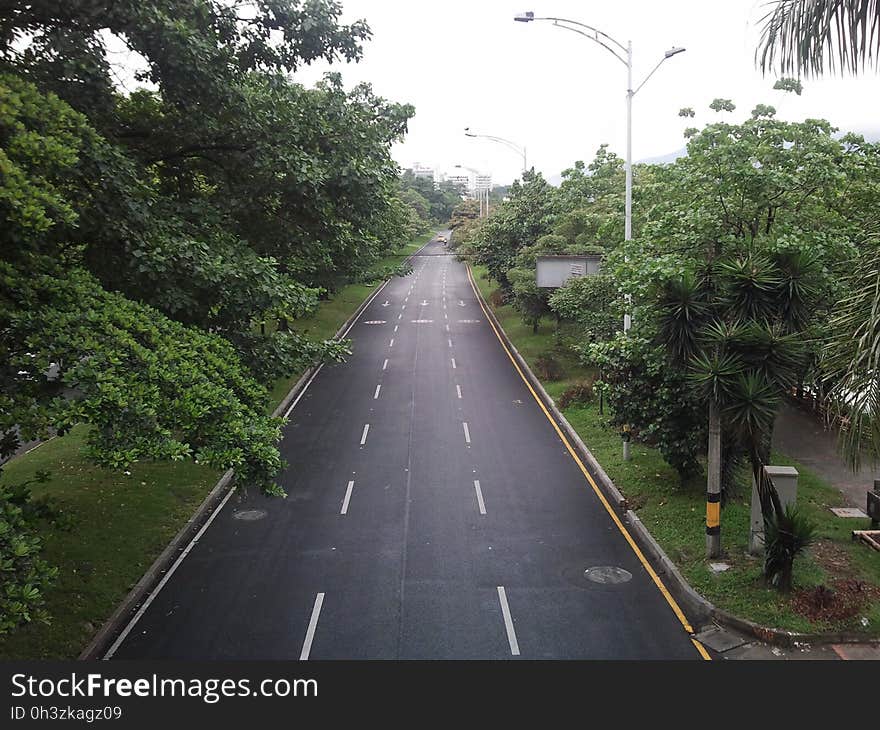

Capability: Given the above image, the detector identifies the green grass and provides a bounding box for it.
[473,264,880,637]
[0,427,221,659]
[0,231,435,660]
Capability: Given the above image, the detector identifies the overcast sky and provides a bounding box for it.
[291,0,880,185]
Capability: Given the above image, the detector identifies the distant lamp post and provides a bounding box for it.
[464,128,528,175]
[455,164,490,218]
[515,11,685,462]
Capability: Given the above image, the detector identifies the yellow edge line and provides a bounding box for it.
[467,264,709,658]
[691,638,712,660]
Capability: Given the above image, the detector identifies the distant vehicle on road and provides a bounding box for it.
[437,234,447,243]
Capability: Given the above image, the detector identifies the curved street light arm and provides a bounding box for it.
[531,16,628,55]
[464,130,528,171]
[478,135,525,157]
[548,20,629,67]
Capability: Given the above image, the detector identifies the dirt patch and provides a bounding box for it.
[792,579,879,624]
[810,537,857,579]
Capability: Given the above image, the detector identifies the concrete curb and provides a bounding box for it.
[79,237,432,660]
[467,265,879,649]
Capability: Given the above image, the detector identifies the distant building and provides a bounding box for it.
[411,163,435,182]
[446,174,470,196]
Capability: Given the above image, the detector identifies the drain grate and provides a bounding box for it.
[583,566,633,585]
[232,509,267,521]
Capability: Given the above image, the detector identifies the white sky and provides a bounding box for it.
[292,0,880,185]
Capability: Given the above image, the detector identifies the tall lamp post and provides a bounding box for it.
[463,128,528,176]
[455,164,490,218]
[514,11,684,459]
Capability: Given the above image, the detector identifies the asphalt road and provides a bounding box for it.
[110,234,701,660]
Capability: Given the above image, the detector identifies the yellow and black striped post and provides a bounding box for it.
[706,400,722,557]
[706,493,721,539]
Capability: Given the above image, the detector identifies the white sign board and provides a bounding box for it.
[536,255,602,288]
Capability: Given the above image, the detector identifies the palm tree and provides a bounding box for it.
[656,252,820,559]
[757,3,880,469]
[758,0,880,76]
[822,239,880,469]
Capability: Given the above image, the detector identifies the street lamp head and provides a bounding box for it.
[513,11,534,22]
[664,46,686,58]
[464,127,477,138]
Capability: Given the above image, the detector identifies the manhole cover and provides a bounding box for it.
[584,566,632,584]
[233,509,267,521]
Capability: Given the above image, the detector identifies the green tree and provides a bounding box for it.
[470,170,558,288]
[0,1,420,633]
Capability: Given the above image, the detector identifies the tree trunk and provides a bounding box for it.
[706,399,722,558]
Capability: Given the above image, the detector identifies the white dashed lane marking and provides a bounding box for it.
[300,593,325,661]
[474,480,486,515]
[497,587,520,656]
[341,481,355,515]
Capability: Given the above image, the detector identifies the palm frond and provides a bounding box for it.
[822,235,880,469]
[758,0,880,77]
[655,272,709,363]
[722,371,781,449]
[688,350,746,404]
[717,251,781,322]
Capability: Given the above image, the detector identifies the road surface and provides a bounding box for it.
[110,235,702,660]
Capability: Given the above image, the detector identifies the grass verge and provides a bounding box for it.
[472,264,880,637]
[0,231,435,660]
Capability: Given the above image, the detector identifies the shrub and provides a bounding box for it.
[534,354,564,381]
[0,474,58,634]
[558,378,596,409]
[584,334,705,480]
[489,288,507,308]
[548,274,622,344]
[761,493,816,593]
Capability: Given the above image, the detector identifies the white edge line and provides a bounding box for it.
[284,363,324,419]
[104,484,237,658]
[474,479,487,515]
[497,586,520,656]
[300,592,325,660]
[341,480,355,515]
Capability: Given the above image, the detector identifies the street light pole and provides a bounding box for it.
[455,163,490,219]
[515,11,684,461]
